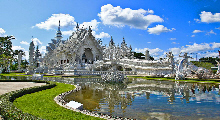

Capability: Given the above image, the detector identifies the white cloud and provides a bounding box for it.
[169,42,220,56]
[181,43,212,53]
[188,21,191,25]
[170,38,176,40]
[62,30,74,36]
[169,47,181,55]
[12,46,25,51]
[0,28,6,36]
[147,42,151,43]
[147,9,154,14]
[92,31,110,38]
[135,42,220,59]
[147,25,175,35]
[32,38,42,45]
[212,42,220,48]
[191,35,195,37]
[33,14,76,30]
[215,27,220,30]
[192,30,203,33]
[79,19,100,31]
[172,42,179,44]
[194,18,200,23]
[203,52,219,58]
[39,46,46,56]
[98,4,163,30]
[61,19,100,36]
[134,48,163,56]
[206,30,217,35]
[199,11,220,23]
[20,41,29,45]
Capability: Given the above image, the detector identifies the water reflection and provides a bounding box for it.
[64,78,220,120]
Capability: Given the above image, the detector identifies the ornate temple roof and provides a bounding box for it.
[55,20,63,41]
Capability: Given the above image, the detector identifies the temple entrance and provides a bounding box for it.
[82,48,93,64]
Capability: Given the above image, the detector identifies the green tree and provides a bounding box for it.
[11,50,26,70]
[191,61,215,70]
[134,52,145,59]
[0,36,15,72]
[134,52,154,60]
[199,57,220,66]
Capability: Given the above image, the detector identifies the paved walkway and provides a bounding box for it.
[0,82,46,95]
[0,82,46,119]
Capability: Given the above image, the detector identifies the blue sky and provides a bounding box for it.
[0,0,220,60]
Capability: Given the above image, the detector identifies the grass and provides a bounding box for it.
[0,72,32,77]
[127,76,220,84]
[0,72,62,77]
[13,82,103,120]
[0,72,101,78]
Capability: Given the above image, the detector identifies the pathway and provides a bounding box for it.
[0,82,46,120]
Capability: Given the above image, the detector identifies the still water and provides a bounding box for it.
[1,75,220,119]
[64,78,220,120]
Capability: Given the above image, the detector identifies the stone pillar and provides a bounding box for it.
[18,52,22,71]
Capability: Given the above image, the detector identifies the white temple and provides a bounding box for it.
[29,21,179,76]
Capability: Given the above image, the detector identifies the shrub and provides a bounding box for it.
[0,80,56,119]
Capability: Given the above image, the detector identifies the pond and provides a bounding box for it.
[1,75,220,119]
[64,78,220,120]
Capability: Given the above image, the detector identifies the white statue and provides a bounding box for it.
[145,50,150,60]
[166,51,174,64]
[18,52,22,71]
[179,52,192,64]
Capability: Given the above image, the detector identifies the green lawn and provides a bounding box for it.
[0,72,62,77]
[13,82,102,120]
[127,76,220,84]
[0,72,32,76]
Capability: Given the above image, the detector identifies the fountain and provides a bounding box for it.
[101,70,125,83]
[101,61,126,83]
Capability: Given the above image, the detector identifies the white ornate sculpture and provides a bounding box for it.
[175,52,192,80]
[18,52,22,71]
[27,40,35,74]
[216,60,220,74]
[145,50,150,60]
[166,51,175,74]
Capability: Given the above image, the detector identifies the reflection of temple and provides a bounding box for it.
[62,78,220,119]
[64,81,133,115]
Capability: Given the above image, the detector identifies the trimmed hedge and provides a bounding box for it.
[0,80,56,119]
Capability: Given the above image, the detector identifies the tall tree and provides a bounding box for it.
[0,36,15,72]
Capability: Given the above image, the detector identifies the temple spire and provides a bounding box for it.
[88,26,92,35]
[58,20,61,31]
[55,20,63,41]
[121,36,126,47]
[76,22,79,30]
[109,36,115,46]
[122,37,125,44]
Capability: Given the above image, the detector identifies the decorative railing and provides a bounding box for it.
[61,70,136,75]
